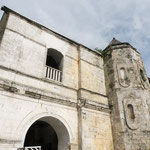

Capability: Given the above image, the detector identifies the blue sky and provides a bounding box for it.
[0,0,150,76]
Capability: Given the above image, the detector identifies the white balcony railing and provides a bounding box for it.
[45,66,62,82]
[25,146,41,150]
[18,146,41,150]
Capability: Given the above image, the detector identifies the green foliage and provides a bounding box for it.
[95,47,103,53]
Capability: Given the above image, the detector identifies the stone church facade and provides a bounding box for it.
[0,6,150,150]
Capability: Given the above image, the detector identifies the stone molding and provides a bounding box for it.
[0,79,110,114]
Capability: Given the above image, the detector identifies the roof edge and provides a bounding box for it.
[103,41,140,55]
[1,6,102,56]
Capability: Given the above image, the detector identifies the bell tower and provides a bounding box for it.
[103,38,150,150]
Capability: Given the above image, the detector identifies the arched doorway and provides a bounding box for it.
[24,116,70,150]
[24,121,58,150]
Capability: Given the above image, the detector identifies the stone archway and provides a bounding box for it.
[24,120,58,150]
[23,116,70,150]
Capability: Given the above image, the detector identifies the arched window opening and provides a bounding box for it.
[45,48,63,82]
[46,55,59,70]
[127,104,135,120]
[120,67,126,80]
[140,69,146,82]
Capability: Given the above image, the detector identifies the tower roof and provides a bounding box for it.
[108,37,121,46]
[103,38,140,54]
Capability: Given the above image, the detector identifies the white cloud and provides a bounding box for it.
[133,17,142,30]
[0,0,150,76]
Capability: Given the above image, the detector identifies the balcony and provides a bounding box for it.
[45,66,62,82]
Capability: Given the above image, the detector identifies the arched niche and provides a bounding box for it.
[123,98,139,130]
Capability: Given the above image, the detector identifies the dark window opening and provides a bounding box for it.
[24,121,58,150]
[127,104,135,120]
[46,55,59,70]
[46,48,63,71]
[45,49,63,82]
[140,69,146,82]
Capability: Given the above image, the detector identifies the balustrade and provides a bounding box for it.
[18,146,41,150]
[45,66,62,82]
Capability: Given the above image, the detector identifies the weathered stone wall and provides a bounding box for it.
[77,46,114,150]
[0,90,78,150]
[104,43,150,150]
[80,108,114,150]
[0,12,79,90]
[79,46,108,105]
[0,8,114,150]
[0,13,8,45]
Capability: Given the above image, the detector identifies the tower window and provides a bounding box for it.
[120,68,126,79]
[140,69,146,82]
[45,48,63,82]
[127,104,135,120]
